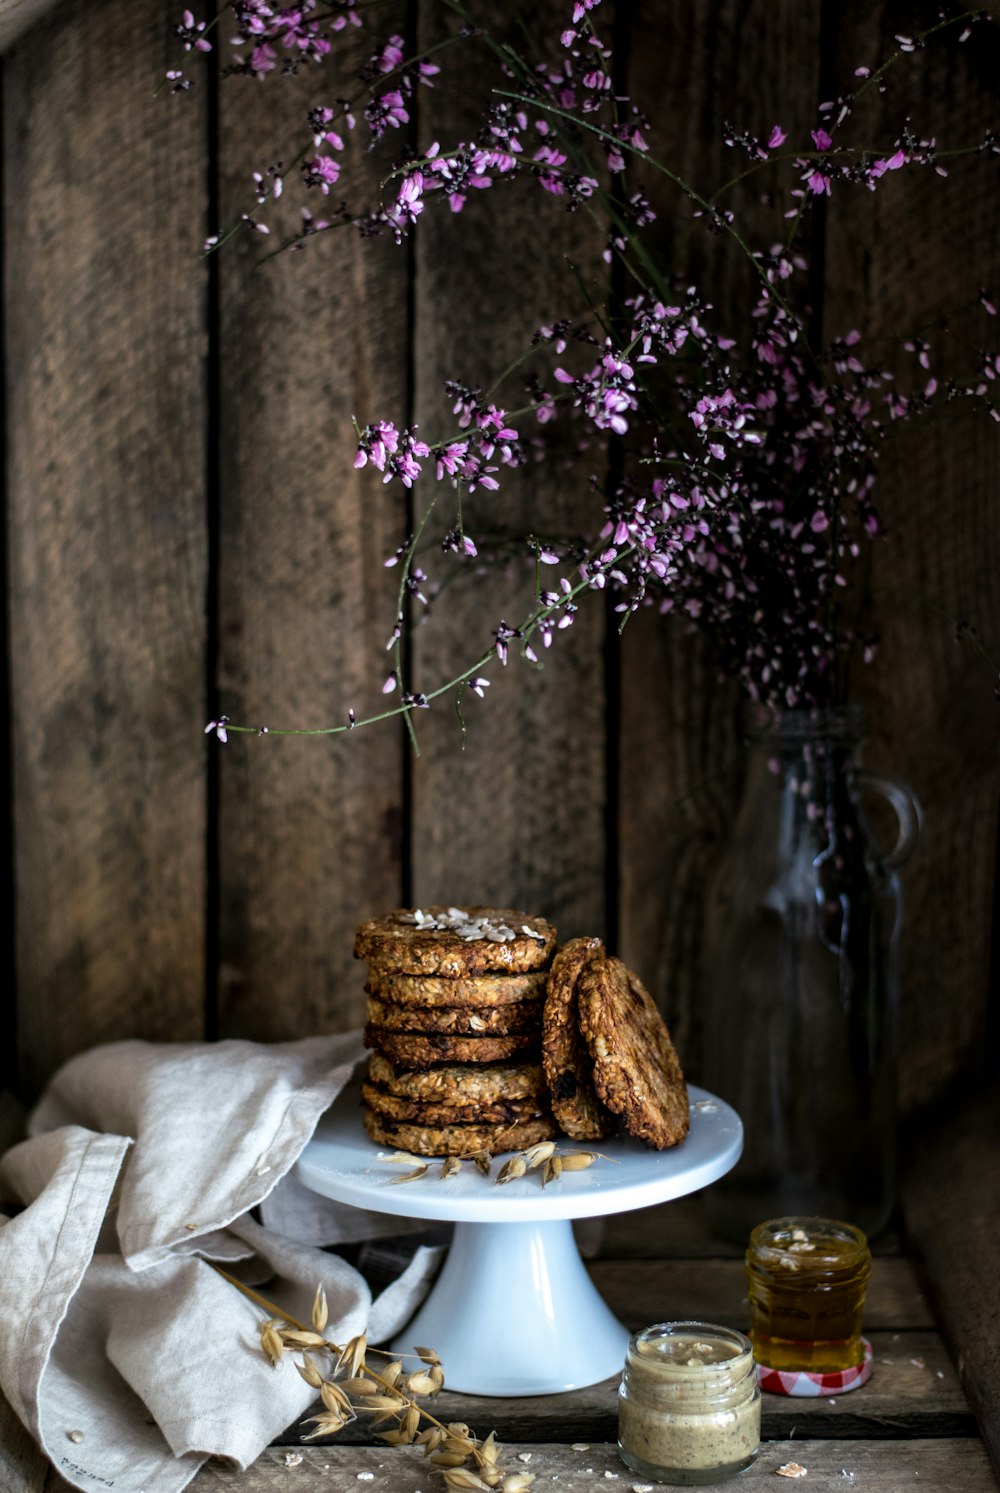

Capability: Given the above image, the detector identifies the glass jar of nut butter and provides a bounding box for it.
[618,1323,761,1484]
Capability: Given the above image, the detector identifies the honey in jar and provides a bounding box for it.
[745,1217,871,1373]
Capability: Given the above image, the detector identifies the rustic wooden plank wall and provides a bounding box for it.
[1,0,996,1111]
[3,0,209,1097]
[215,24,408,1042]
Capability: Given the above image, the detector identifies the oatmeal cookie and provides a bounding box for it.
[364,1025,539,1070]
[363,1106,558,1158]
[362,1081,546,1128]
[355,906,556,977]
[577,953,689,1149]
[366,1052,547,1104]
[366,995,543,1036]
[365,969,547,1009]
[542,937,615,1141]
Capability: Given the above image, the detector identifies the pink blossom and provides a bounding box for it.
[304,156,341,193]
[870,149,905,179]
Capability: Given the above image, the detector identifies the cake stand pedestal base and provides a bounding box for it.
[392,1217,628,1396]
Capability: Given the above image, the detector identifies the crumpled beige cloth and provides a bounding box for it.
[0,1034,440,1493]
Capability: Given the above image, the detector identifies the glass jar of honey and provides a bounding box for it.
[618,1322,760,1484]
[746,1217,871,1374]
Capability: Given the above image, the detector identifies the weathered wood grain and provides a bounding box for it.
[593,1196,908,1260]
[820,2,1000,1113]
[902,1085,1000,1479]
[408,2,607,943]
[4,0,209,1096]
[274,1329,969,1448]
[589,1254,933,1332]
[180,1439,997,1492]
[616,0,823,1073]
[215,29,409,1038]
[0,0,62,53]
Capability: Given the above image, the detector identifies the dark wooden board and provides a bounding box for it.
[275,1328,968,1448]
[215,27,409,1038]
[4,0,209,1096]
[822,1,1000,1112]
[166,1439,998,1492]
[616,0,1000,1119]
[593,1195,905,1260]
[615,0,823,1072]
[589,1255,933,1333]
[902,1086,1000,1479]
[408,2,607,943]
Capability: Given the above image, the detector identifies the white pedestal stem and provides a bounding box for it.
[392,1217,629,1397]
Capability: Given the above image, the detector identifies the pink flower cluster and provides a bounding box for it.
[178,0,998,719]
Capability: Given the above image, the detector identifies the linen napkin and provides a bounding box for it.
[0,1034,442,1493]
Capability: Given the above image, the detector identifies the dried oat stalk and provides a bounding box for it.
[379,1141,613,1187]
[381,1149,495,1182]
[496,1144,613,1186]
[213,1265,531,1493]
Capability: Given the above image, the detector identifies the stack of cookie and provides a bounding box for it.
[355,906,561,1157]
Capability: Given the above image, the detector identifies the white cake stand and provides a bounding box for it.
[295,1082,742,1397]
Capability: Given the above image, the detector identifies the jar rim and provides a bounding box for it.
[746,1216,870,1275]
[628,1321,754,1364]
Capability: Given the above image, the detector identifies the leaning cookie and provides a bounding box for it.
[542,937,615,1141]
[355,906,557,977]
[577,953,689,1150]
[364,1025,539,1070]
[363,1107,559,1158]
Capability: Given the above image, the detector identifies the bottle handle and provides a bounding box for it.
[858,770,923,868]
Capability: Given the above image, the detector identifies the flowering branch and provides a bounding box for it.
[184,0,999,740]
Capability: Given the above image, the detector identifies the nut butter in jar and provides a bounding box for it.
[746,1217,871,1375]
[618,1322,760,1485]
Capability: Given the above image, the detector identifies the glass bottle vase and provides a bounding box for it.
[701,708,920,1243]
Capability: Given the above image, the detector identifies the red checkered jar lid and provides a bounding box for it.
[756,1337,874,1396]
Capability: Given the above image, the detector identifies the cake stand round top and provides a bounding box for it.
[295,1081,742,1224]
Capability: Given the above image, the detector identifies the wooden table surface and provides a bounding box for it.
[16,1191,990,1493]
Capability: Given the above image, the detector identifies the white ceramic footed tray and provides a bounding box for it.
[295,1082,742,1398]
